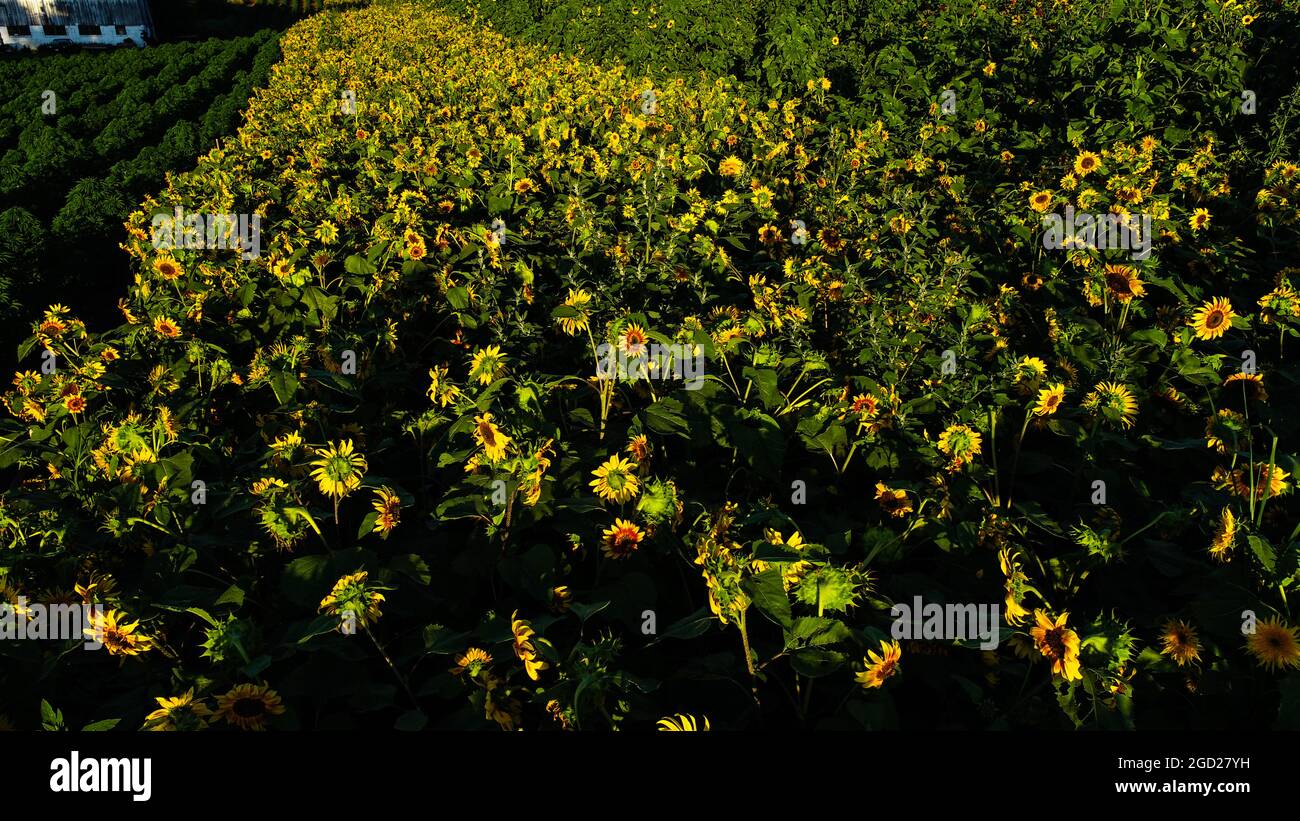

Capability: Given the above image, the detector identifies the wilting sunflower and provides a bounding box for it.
[370,486,401,535]
[937,423,983,470]
[1223,372,1267,401]
[1209,507,1237,562]
[1188,207,1211,232]
[1074,150,1101,177]
[511,611,550,680]
[309,439,368,498]
[143,689,212,731]
[1102,264,1145,303]
[1227,463,1289,502]
[318,571,386,631]
[1246,618,1300,672]
[214,683,286,731]
[602,518,644,559]
[1029,610,1082,681]
[450,647,493,678]
[1082,381,1138,429]
[1033,383,1065,416]
[590,454,640,503]
[1159,619,1202,667]
[1189,297,1235,341]
[1029,190,1053,213]
[854,639,902,689]
[626,434,650,463]
[874,483,913,518]
[657,714,710,731]
[469,345,506,386]
[718,156,744,177]
[1204,409,1247,454]
[472,413,511,462]
[84,609,153,656]
[556,289,593,336]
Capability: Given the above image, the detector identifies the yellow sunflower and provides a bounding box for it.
[469,345,507,386]
[214,683,286,731]
[937,423,983,470]
[1102,264,1145,303]
[1074,150,1101,177]
[657,714,710,731]
[1208,507,1237,562]
[450,647,493,677]
[590,454,640,503]
[1188,207,1211,232]
[602,518,644,559]
[854,639,902,689]
[1189,297,1235,340]
[1029,190,1053,213]
[309,439,368,498]
[84,609,153,656]
[1246,618,1300,672]
[556,289,593,336]
[1082,381,1138,429]
[1033,383,1065,416]
[370,486,401,535]
[143,689,212,731]
[472,413,511,462]
[1029,610,1082,681]
[874,483,913,518]
[718,156,744,177]
[318,570,386,630]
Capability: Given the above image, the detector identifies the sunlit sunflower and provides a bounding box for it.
[619,323,649,357]
[854,639,901,689]
[1102,264,1145,303]
[999,548,1033,626]
[557,289,593,336]
[371,486,401,535]
[1033,383,1065,416]
[511,610,550,680]
[152,255,183,281]
[318,571,386,630]
[1246,618,1300,672]
[657,714,710,731]
[1159,619,1201,667]
[1228,463,1289,502]
[84,609,153,656]
[64,394,86,414]
[590,454,640,503]
[1223,372,1267,401]
[214,683,285,731]
[937,423,983,470]
[1188,207,1211,233]
[1209,507,1237,562]
[472,413,511,462]
[626,434,650,463]
[309,439,368,498]
[1189,297,1235,340]
[450,647,493,678]
[143,689,212,731]
[718,156,744,177]
[1029,610,1083,681]
[152,317,181,339]
[602,518,644,559]
[1082,381,1138,429]
[469,345,506,386]
[1204,409,1247,454]
[1074,151,1101,177]
[1029,190,1053,213]
[874,483,913,518]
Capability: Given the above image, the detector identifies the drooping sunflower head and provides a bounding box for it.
[1159,619,1201,667]
[1209,507,1237,562]
[1204,408,1248,455]
[318,570,385,630]
[1102,264,1145,303]
[370,486,401,535]
[309,439,368,499]
[214,683,285,731]
[143,689,212,731]
[557,289,593,336]
[472,413,511,462]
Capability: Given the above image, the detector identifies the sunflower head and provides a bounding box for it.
[309,439,368,499]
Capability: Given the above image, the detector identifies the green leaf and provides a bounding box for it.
[81,719,120,731]
[742,569,793,628]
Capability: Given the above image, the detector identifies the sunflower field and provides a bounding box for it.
[3,0,1300,732]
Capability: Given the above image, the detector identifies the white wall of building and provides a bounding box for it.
[1,23,149,49]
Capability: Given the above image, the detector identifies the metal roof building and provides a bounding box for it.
[0,0,154,48]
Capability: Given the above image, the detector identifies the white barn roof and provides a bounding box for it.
[0,0,154,27]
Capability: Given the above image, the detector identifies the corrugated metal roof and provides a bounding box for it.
[0,0,154,28]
